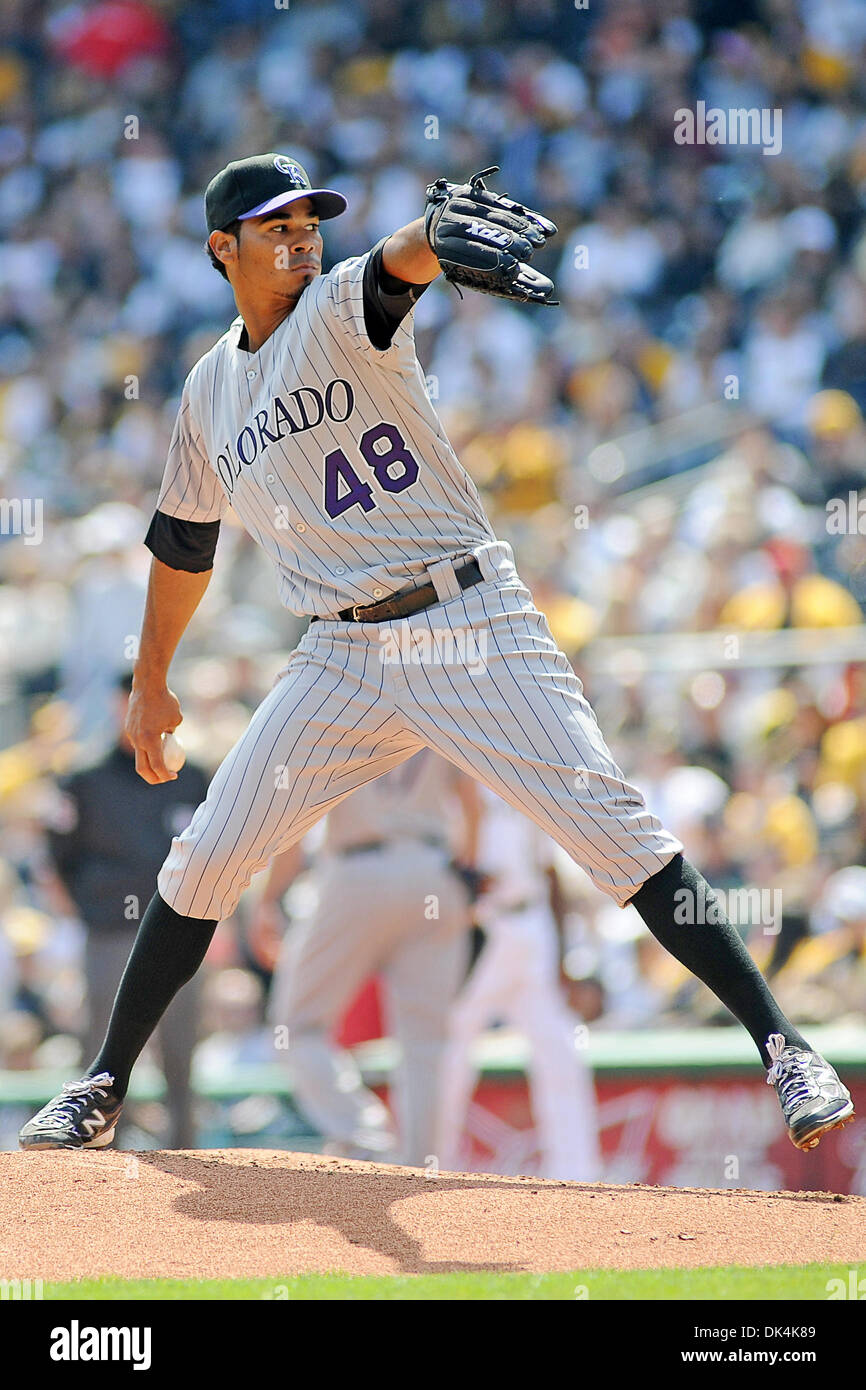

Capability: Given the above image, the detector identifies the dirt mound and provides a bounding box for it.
[2,1149,864,1281]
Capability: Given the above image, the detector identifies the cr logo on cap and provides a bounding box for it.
[274,155,305,184]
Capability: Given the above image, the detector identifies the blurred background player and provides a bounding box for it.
[256,749,481,1165]
[435,787,602,1182]
[43,671,208,1147]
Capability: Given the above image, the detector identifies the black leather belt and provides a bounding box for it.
[312,557,483,624]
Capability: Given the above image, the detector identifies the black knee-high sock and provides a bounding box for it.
[628,855,809,1067]
[89,891,217,1098]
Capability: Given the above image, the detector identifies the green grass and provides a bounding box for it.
[39,1264,857,1301]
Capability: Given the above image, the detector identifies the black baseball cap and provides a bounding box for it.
[205,153,347,234]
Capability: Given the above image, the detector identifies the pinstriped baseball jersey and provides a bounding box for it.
[154,240,496,618]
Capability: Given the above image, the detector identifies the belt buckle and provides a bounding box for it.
[351,598,385,621]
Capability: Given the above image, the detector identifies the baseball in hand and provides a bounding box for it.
[161,731,186,772]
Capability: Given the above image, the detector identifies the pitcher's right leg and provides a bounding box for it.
[20,625,422,1148]
[158,625,424,920]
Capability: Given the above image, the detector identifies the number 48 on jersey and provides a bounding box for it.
[324,421,419,518]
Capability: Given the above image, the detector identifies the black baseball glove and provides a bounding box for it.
[424,165,559,306]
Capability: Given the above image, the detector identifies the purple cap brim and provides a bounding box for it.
[238,188,347,221]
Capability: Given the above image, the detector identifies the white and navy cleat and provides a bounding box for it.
[18,1071,123,1151]
[765,1033,854,1151]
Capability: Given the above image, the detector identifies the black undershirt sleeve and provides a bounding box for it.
[362,236,431,350]
[144,510,221,572]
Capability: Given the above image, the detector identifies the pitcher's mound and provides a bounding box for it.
[3,1149,865,1280]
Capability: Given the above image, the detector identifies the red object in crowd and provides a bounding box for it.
[764,536,810,585]
[49,1,172,79]
[336,977,384,1047]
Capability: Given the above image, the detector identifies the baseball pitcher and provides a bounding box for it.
[21,154,852,1156]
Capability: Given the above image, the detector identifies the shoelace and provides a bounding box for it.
[765,1034,818,1110]
[39,1072,116,1130]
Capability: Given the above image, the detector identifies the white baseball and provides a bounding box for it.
[161,731,186,772]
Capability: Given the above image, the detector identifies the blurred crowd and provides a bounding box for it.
[0,0,865,1127]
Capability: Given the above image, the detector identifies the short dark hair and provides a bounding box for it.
[206,219,242,280]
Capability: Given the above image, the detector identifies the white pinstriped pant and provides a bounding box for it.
[157,542,682,920]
